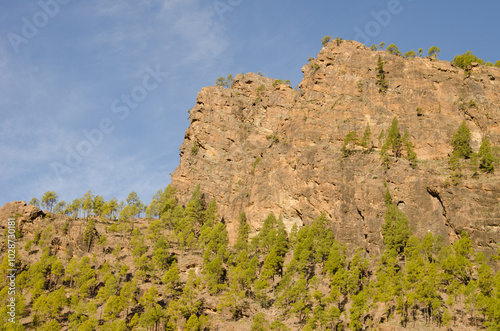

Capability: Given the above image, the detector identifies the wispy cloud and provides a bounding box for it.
[0,0,229,206]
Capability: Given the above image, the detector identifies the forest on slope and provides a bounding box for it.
[1,183,500,330]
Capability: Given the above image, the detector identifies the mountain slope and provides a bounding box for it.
[171,40,500,257]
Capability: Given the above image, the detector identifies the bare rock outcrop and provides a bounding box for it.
[172,40,500,256]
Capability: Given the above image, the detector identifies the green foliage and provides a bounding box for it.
[215,73,234,88]
[360,123,372,149]
[29,197,40,207]
[251,312,268,331]
[185,314,200,330]
[382,192,412,254]
[385,117,402,157]
[386,43,400,56]
[321,35,331,46]
[478,136,497,173]
[41,191,58,212]
[53,200,66,214]
[403,130,417,167]
[381,116,416,168]
[341,131,358,157]
[266,134,279,143]
[452,50,485,70]
[83,219,96,252]
[272,79,284,87]
[404,49,416,59]
[234,211,250,251]
[428,46,440,59]
[376,56,388,93]
[252,157,261,175]
[13,182,500,330]
[451,121,472,159]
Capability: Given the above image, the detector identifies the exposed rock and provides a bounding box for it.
[0,201,45,233]
[171,40,500,256]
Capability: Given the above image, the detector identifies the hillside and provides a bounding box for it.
[1,39,500,331]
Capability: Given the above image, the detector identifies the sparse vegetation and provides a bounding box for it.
[380,117,417,168]
[215,74,234,88]
[386,43,401,56]
[376,56,388,94]
[404,49,416,59]
[452,50,485,70]
[341,131,359,157]
[428,46,440,59]
[252,157,261,175]
[321,35,331,46]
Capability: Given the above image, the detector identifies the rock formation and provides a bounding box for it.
[172,40,500,256]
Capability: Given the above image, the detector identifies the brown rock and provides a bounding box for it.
[172,40,500,256]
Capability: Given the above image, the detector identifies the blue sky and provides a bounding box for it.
[1,0,499,207]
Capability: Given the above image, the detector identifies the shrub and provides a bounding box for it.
[215,74,234,88]
[272,79,284,87]
[252,157,261,175]
[266,135,279,143]
[341,131,359,157]
[256,84,265,101]
[452,51,485,70]
[321,35,331,46]
[451,121,472,159]
[404,50,416,59]
[191,141,199,155]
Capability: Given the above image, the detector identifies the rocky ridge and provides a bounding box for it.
[172,40,500,256]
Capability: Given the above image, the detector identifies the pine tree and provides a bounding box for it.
[382,190,411,254]
[234,211,250,251]
[451,121,472,159]
[360,123,372,149]
[341,131,359,157]
[83,219,96,252]
[386,43,401,56]
[403,130,417,166]
[478,136,495,173]
[376,56,388,93]
[384,117,403,157]
[41,191,58,212]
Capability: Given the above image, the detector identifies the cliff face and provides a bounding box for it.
[171,40,500,256]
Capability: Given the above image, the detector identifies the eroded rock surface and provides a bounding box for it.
[172,40,500,255]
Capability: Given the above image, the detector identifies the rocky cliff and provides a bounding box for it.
[171,40,500,256]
